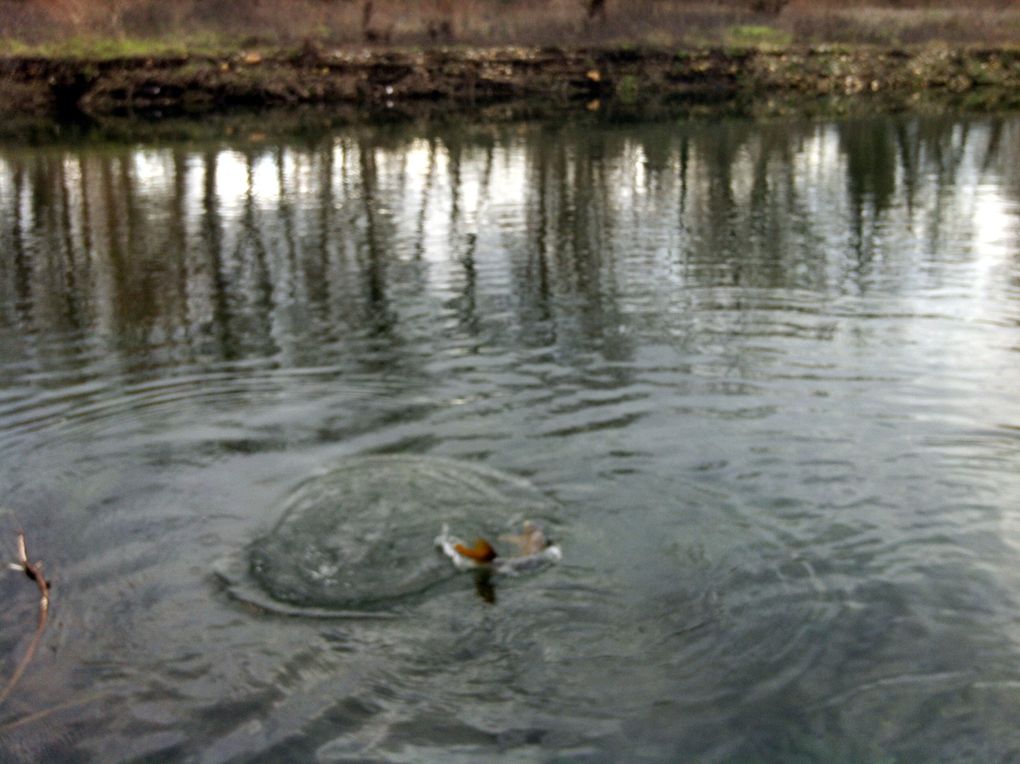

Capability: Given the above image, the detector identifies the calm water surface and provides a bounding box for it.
[1,114,1019,762]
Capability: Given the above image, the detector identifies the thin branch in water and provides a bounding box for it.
[0,531,51,707]
[0,692,108,737]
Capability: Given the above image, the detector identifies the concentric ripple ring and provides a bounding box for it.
[215,455,559,616]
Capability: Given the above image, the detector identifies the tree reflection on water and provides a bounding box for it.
[1,115,1018,375]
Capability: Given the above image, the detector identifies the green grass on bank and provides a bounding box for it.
[0,33,247,60]
[3,7,1020,62]
[0,27,798,60]
[725,24,793,49]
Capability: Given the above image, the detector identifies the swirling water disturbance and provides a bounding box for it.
[217,455,560,616]
[0,114,1019,761]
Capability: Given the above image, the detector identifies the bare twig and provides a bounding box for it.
[0,692,108,737]
[0,532,51,707]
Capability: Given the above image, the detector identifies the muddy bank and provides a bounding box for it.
[2,45,1020,121]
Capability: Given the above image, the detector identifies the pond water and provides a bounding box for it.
[1,112,1019,762]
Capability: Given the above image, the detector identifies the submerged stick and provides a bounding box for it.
[0,532,51,707]
[0,692,107,737]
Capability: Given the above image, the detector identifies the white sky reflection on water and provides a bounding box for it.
[103,119,1016,319]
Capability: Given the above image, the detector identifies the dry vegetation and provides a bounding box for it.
[2,0,1020,54]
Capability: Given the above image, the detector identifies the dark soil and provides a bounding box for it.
[2,45,1020,122]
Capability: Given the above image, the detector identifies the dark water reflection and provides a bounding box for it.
[1,114,1020,761]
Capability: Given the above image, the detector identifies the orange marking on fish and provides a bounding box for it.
[454,538,497,562]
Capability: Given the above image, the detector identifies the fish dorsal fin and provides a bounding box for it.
[454,538,497,562]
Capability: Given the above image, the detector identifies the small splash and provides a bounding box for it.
[435,520,563,576]
[216,455,560,617]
